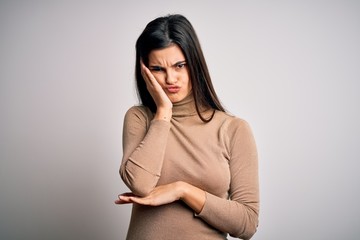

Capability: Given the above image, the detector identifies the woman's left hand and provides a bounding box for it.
[115,181,205,213]
[115,182,182,206]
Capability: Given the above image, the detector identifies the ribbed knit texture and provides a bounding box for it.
[120,94,259,240]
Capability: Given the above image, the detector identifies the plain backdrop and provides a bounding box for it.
[1,1,360,239]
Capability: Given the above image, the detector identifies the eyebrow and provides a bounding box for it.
[149,60,186,70]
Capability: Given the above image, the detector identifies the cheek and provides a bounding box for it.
[188,82,193,92]
[184,74,191,89]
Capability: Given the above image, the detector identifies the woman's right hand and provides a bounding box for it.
[141,61,173,121]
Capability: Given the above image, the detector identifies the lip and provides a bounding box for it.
[166,86,180,93]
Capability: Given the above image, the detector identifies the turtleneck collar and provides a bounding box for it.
[172,93,197,117]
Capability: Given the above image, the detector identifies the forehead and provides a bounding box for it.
[148,44,185,64]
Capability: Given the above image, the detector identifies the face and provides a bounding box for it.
[147,44,192,103]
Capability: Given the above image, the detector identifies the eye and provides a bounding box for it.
[149,66,163,72]
[176,62,186,69]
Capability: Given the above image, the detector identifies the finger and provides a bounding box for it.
[140,61,151,83]
[127,196,149,205]
[141,63,158,88]
[115,195,135,204]
[143,68,155,87]
[114,198,132,204]
[140,59,150,74]
[115,192,138,204]
[140,58,145,68]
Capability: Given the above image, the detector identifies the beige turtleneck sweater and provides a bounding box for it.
[120,94,259,240]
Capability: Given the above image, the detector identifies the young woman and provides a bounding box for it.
[115,14,259,240]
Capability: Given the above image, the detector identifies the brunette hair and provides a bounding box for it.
[135,14,224,122]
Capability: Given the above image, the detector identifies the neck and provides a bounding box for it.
[172,93,197,117]
[171,93,214,120]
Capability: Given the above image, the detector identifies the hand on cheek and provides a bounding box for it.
[141,60,173,121]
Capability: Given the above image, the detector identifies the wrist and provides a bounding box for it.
[174,181,187,200]
[154,107,172,121]
[175,181,206,214]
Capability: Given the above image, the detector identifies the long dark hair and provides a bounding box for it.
[135,14,225,122]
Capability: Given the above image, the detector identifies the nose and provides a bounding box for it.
[165,70,177,84]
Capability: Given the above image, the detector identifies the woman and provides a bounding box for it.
[115,14,259,240]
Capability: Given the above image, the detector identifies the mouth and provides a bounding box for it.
[166,86,180,93]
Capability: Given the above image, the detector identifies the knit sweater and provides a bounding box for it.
[120,94,259,240]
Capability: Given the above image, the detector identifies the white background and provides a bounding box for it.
[1,1,359,239]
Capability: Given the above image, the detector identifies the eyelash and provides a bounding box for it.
[151,67,163,72]
[176,63,186,69]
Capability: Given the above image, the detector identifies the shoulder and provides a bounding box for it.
[215,111,254,143]
[124,105,154,129]
[215,110,251,131]
[214,112,257,158]
[125,105,153,120]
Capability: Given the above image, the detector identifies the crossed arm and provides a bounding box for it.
[115,181,206,214]
[115,62,206,213]
[115,63,259,239]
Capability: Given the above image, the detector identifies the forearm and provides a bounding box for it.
[179,181,258,239]
[116,181,206,211]
[196,192,258,239]
[121,118,171,196]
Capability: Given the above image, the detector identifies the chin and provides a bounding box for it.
[170,96,185,103]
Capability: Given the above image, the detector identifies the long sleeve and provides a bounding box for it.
[122,96,260,239]
[196,118,259,239]
[120,106,171,196]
